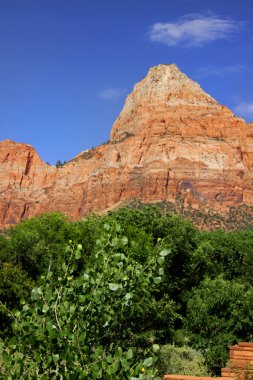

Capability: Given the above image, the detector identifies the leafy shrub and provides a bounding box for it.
[6,212,83,279]
[0,222,172,379]
[185,277,253,374]
[197,229,253,285]
[0,205,253,376]
[157,344,209,376]
[0,263,34,338]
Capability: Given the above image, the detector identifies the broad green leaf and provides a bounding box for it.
[126,348,133,360]
[45,289,53,301]
[69,305,76,314]
[92,365,101,378]
[107,362,120,375]
[104,223,110,231]
[47,271,53,279]
[96,239,102,247]
[152,344,159,352]
[79,294,86,302]
[109,283,121,291]
[115,347,123,357]
[31,288,40,300]
[79,331,86,342]
[76,277,84,287]
[157,257,165,265]
[69,262,77,273]
[159,248,171,257]
[42,304,49,313]
[121,357,130,370]
[94,345,104,358]
[62,262,67,271]
[106,355,113,364]
[65,245,71,252]
[34,352,41,363]
[143,356,153,367]
[75,249,81,259]
[154,276,161,284]
[102,360,107,370]
[125,293,133,300]
[14,310,21,318]
[121,236,128,245]
[111,237,118,247]
[53,354,59,363]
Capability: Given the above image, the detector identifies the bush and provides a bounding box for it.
[6,213,81,279]
[157,344,209,376]
[185,277,253,374]
[0,263,34,338]
[0,222,173,378]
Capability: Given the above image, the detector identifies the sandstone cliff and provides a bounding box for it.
[1,64,253,228]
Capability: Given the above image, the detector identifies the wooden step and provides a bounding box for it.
[230,350,253,357]
[229,359,253,369]
[238,343,253,348]
[222,369,253,376]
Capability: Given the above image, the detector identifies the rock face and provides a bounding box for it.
[1,64,253,228]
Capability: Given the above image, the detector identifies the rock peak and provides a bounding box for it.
[143,63,214,99]
[148,63,183,75]
[142,63,216,97]
[110,64,218,141]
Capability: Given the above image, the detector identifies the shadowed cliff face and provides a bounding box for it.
[1,64,253,228]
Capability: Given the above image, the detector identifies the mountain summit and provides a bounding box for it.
[111,64,217,141]
[0,65,253,228]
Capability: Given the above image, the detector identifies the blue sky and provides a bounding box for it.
[1,0,253,164]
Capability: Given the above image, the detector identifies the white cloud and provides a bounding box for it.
[98,88,124,100]
[234,102,253,119]
[149,14,240,47]
[196,64,245,78]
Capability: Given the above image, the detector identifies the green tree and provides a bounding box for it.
[0,223,174,378]
[185,277,253,374]
[201,229,253,285]
[0,263,34,338]
[6,213,81,279]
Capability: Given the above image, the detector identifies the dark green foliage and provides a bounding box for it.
[0,225,169,378]
[0,233,8,261]
[0,205,253,377]
[185,277,253,374]
[0,263,34,338]
[5,212,86,279]
[0,263,33,308]
[196,229,253,284]
[0,214,90,291]
[104,207,200,299]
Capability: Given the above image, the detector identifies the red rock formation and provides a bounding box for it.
[1,64,253,228]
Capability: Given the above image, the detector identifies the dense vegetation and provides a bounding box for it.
[0,206,252,378]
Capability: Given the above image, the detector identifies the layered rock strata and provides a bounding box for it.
[1,64,253,228]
